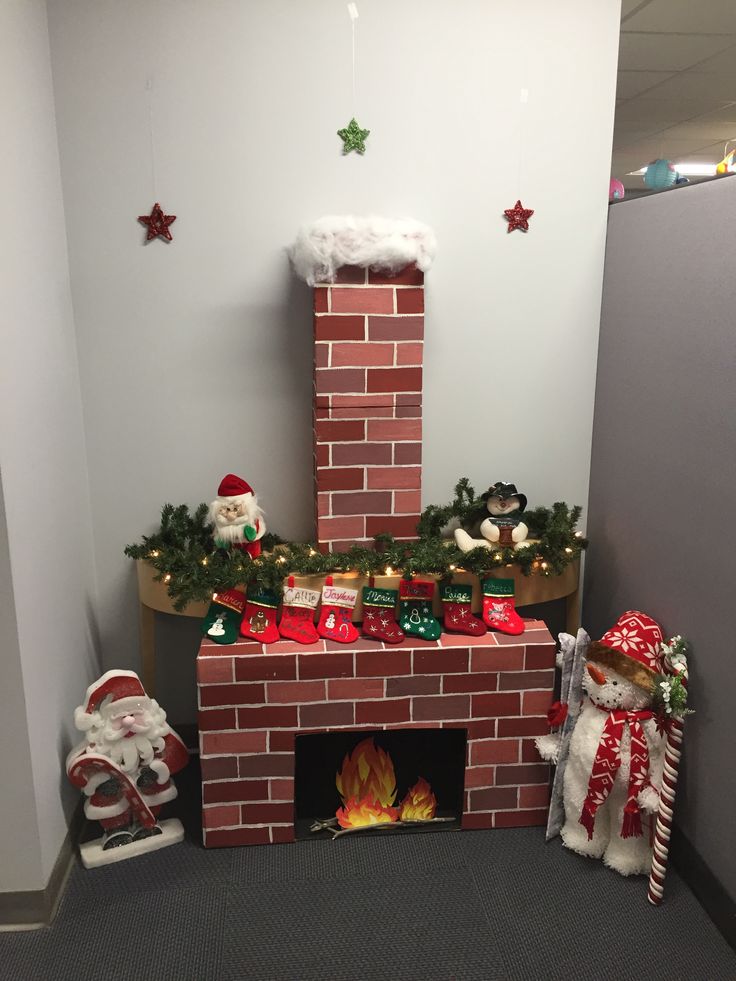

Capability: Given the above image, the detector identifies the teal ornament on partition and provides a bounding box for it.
[643,159,677,190]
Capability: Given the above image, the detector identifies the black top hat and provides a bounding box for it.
[481,481,527,512]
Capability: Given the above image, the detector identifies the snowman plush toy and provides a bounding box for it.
[537,611,667,876]
[454,481,529,552]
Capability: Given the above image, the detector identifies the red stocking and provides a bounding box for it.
[317,577,359,644]
[441,583,487,637]
[361,586,404,645]
[481,578,524,635]
[278,578,320,645]
[240,590,280,644]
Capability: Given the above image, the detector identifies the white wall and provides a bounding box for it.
[0,0,99,888]
[0,485,43,893]
[47,0,620,691]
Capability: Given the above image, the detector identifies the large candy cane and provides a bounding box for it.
[647,716,685,905]
[647,642,689,906]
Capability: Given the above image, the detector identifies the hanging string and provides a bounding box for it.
[146,75,158,201]
[348,3,359,115]
[517,87,528,197]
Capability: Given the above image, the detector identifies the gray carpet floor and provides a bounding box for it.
[2,762,734,981]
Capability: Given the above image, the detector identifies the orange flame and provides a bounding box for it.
[336,737,397,807]
[398,777,437,821]
[336,796,400,829]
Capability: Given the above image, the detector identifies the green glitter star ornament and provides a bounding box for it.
[338,117,370,155]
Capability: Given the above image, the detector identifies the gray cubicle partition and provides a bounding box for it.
[584,176,736,919]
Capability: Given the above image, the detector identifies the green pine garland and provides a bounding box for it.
[124,479,588,611]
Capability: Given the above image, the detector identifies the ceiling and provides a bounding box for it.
[613,0,736,190]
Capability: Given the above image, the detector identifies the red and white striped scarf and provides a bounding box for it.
[579,707,653,840]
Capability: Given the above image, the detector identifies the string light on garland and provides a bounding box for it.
[124,483,587,611]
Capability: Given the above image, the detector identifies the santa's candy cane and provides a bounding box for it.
[648,638,689,906]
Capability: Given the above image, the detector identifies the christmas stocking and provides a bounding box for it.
[317,578,359,644]
[481,578,525,636]
[441,583,487,637]
[240,589,280,644]
[279,577,320,645]
[399,579,442,641]
[201,589,246,645]
[361,586,405,645]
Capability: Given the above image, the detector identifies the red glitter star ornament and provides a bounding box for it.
[503,200,534,233]
[138,202,176,241]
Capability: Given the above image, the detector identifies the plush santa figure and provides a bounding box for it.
[209,473,266,558]
[536,611,667,876]
[66,670,188,865]
[454,481,529,552]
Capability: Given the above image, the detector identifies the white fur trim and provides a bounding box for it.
[102,695,150,717]
[85,798,130,820]
[82,771,110,797]
[142,784,177,808]
[148,759,170,784]
[289,215,437,285]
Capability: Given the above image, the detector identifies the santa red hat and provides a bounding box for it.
[75,670,150,730]
[589,610,664,689]
[216,474,254,499]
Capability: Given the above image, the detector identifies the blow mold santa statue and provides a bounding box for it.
[209,473,266,557]
[537,611,668,876]
[66,670,189,867]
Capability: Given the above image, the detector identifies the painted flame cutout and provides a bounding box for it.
[398,777,437,821]
[336,796,400,829]
[336,737,397,807]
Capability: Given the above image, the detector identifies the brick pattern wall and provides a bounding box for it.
[197,621,555,847]
[314,265,423,551]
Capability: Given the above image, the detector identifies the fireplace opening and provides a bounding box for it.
[294,728,467,841]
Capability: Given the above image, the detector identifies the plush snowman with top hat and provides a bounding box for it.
[209,473,266,557]
[454,481,529,552]
[536,611,667,876]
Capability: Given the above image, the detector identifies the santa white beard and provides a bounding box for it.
[209,495,265,543]
[89,704,169,774]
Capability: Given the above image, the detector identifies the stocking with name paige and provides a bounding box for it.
[441,582,487,637]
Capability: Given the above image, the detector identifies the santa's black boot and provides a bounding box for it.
[102,827,134,850]
[132,824,163,842]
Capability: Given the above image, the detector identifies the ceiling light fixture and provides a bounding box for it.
[626,162,717,177]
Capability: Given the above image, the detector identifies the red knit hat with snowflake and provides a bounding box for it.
[588,610,664,689]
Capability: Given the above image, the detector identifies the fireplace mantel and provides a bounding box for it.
[197,623,556,847]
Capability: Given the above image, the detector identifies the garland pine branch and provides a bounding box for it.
[124,478,588,611]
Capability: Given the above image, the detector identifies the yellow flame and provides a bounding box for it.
[398,777,437,821]
[336,737,397,807]
[336,797,399,829]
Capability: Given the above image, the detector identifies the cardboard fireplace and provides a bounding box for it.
[195,226,556,847]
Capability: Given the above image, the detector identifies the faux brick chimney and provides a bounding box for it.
[313,265,424,551]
